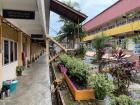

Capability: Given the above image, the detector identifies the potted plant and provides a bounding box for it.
[110,95,132,105]
[16,66,24,76]
[27,60,31,67]
[89,73,113,105]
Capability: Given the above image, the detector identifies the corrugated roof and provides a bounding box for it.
[50,0,87,23]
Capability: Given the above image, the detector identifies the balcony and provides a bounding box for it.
[83,17,140,41]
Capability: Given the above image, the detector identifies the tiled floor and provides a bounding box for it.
[0,55,52,105]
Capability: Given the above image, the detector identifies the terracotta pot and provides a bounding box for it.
[96,99,106,105]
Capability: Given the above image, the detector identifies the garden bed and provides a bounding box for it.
[64,73,95,101]
[52,62,96,104]
[58,64,95,101]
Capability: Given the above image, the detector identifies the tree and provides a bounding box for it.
[92,35,111,72]
[58,0,85,48]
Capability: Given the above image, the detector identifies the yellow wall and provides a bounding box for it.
[83,20,140,41]
[2,23,18,41]
[31,42,42,60]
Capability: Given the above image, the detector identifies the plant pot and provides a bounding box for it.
[16,71,22,76]
[27,64,31,68]
[96,99,106,105]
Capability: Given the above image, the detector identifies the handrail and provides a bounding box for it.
[49,51,63,63]
[46,36,75,52]
[46,36,67,52]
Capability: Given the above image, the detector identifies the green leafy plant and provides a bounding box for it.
[16,66,25,76]
[75,45,87,58]
[59,54,90,88]
[16,66,24,72]
[134,100,140,105]
[109,48,137,96]
[92,35,111,72]
[27,60,31,65]
[110,95,132,105]
[89,73,113,100]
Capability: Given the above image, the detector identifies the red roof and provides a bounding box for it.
[83,0,140,32]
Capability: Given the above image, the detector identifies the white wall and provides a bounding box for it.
[2,61,18,81]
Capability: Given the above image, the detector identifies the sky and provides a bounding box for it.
[49,0,118,36]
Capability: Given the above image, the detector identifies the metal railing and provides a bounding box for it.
[90,15,140,35]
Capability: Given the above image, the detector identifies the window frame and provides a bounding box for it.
[3,38,18,66]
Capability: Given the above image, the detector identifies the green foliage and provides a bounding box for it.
[89,73,113,100]
[58,0,85,41]
[109,49,136,96]
[59,54,90,87]
[92,35,111,62]
[110,95,132,105]
[16,66,24,72]
[92,35,111,71]
[132,34,140,44]
[91,56,98,64]
[134,100,140,105]
[27,60,31,64]
[75,45,87,58]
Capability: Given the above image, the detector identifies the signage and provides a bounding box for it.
[3,9,35,19]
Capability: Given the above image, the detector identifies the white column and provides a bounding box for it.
[0,17,3,90]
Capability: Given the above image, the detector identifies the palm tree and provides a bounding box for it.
[92,35,111,72]
[58,0,84,48]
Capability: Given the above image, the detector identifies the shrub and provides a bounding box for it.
[16,66,24,72]
[110,95,132,105]
[59,54,90,87]
[92,35,111,72]
[27,60,31,65]
[109,48,137,96]
[16,66,25,76]
[89,73,113,100]
[75,45,86,58]
[134,100,140,105]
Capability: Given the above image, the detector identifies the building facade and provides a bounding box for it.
[83,0,140,51]
[0,0,50,91]
[0,0,87,95]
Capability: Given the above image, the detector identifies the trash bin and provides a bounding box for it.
[2,81,11,92]
[10,80,18,94]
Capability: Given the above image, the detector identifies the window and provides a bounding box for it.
[14,42,17,61]
[4,40,9,64]
[10,41,14,62]
[3,39,18,65]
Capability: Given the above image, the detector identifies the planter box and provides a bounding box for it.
[63,73,95,101]
[58,64,95,101]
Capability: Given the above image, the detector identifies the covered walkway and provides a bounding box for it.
[0,54,52,105]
